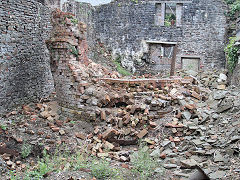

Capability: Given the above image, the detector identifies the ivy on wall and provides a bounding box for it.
[224,37,239,73]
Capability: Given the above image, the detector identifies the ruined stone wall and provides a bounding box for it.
[94,0,227,73]
[62,0,95,59]
[0,0,54,113]
[46,10,121,120]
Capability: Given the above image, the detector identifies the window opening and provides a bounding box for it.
[165,3,176,27]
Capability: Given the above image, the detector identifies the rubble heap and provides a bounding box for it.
[46,10,189,121]
[42,9,240,179]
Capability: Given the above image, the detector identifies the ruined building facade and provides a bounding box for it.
[0,0,227,113]
[93,0,227,73]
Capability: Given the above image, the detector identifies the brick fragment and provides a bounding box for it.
[137,129,148,139]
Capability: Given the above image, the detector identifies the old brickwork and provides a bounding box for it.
[94,0,227,73]
[46,10,121,120]
[0,0,54,113]
[62,0,95,59]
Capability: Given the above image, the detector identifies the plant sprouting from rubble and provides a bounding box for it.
[23,150,54,180]
[21,142,32,159]
[131,0,139,3]
[224,37,239,73]
[0,124,7,130]
[130,143,157,179]
[90,158,119,179]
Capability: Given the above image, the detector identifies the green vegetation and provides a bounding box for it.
[21,143,32,159]
[225,0,240,19]
[131,0,138,3]
[113,56,132,76]
[130,143,157,179]
[62,14,79,25]
[69,45,79,58]
[90,158,119,179]
[0,124,7,130]
[11,146,121,180]
[224,37,239,73]
[165,14,176,27]
[71,18,79,25]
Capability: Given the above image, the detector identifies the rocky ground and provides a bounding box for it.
[0,69,240,180]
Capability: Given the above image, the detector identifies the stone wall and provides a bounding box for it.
[94,0,227,74]
[0,0,54,113]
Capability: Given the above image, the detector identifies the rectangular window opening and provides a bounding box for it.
[165,3,176,27]
[155,3,183,27]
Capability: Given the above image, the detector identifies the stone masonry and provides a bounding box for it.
[0,0,54,114]
[0,0,229,113]
[46,9,190,121]
[94,0,227,74]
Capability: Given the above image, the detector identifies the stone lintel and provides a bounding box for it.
[146,41,177,45]
[151,1,192,4]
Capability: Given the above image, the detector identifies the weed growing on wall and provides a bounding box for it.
[113,56,132,76]
[225,37,239,73]
[69,45,79,58]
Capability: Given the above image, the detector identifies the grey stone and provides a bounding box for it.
[161,140,171,147]
[214,151,225,162]
[150,148,160,157]
[164,164,177,169]
[0,156,8,174]
[186,70,198,77]
[219,73,227,81]
[192,139,203,146]
[182,111,192,120]
[180,159,198,168]
[217,98,234,113]
[213,91,227,100]
[154,167,165,173]
[212,113,219,119]
[209,171,226,179]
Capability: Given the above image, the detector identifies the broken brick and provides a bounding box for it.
[75,133,86,140]
[191,91,201,100]
[137,129,148,139]
[51,127,60,132]
[102,128,119,140]
[149,121,157,128]
[100,110,106,121]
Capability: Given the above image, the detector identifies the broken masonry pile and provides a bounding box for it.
[37,9,240,178]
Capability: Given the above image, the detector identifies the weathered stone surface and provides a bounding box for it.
[0,1,54,114]
[94,0,227,74]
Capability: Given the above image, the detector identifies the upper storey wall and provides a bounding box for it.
[94,0,227,73]
[0,0,54,113]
